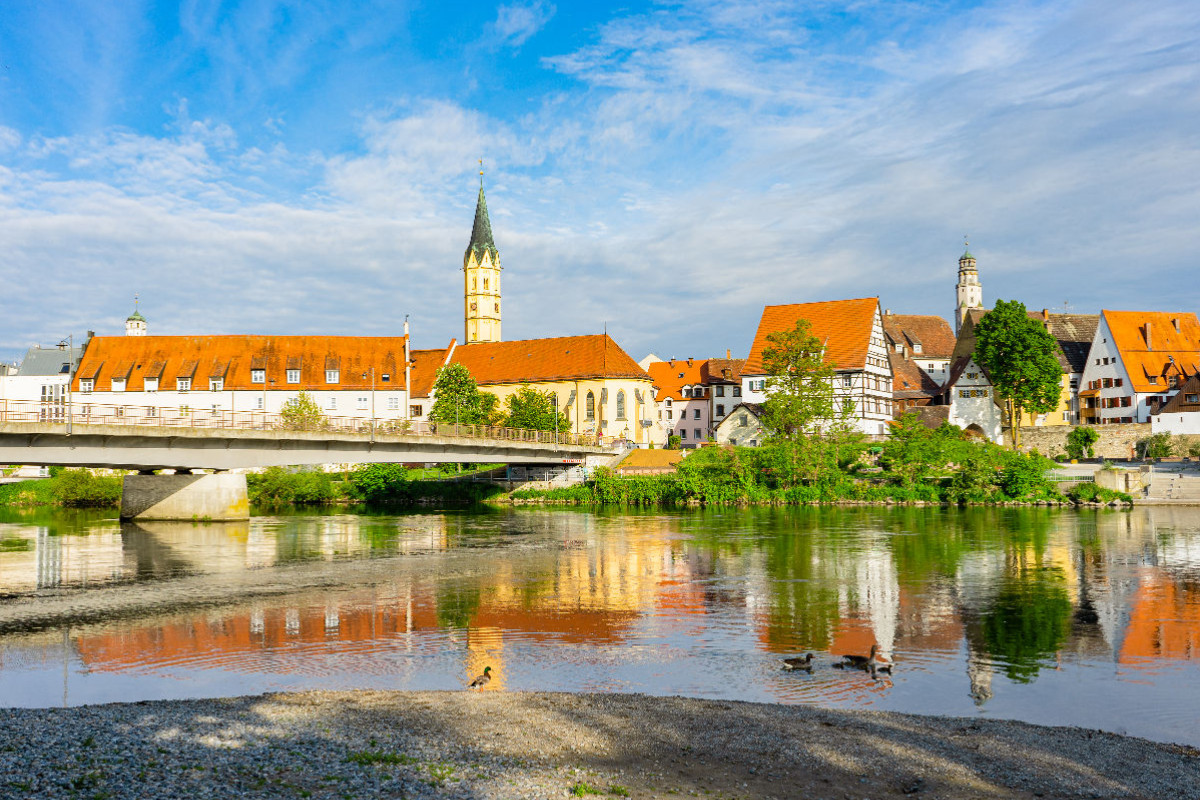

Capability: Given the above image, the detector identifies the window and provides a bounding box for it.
[1170,375,1180,388]
[1102,378,1113,388]
[666,409,673,420]
[327,396,337,410]
[665,398,672,407]
[177,378,191,392]
[287,369,300,383]
[1186,394,1199,403]
[694,428,702,440]
[146,406,157,418]
[251,369,265,383]
[716,404,725,417]
[733,387,741,397]
[80,380,93,394]
[586,391,595,420]
[325,370,339,384]
[410,404,423,417]
[739,414,749,427]
[693,408,701,419]
[616,391,626,420]
[387,397,399,410]
[913,344,922,353]
[255,397,264,410]
[357,396,369,410]
[716,386,725,397]
[1114,378,1123,387]
[144,378,159,392]
[112,378,126,392]
[1149,376,1159,384]
[483,278,489,289]
[381,374,390,382]
[842,376,852,387]
[682,387,690,398]
[209,378,223,392]
[680,429,687,440]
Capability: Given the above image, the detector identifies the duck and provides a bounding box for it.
[781,653,815,672]
[468,666,492,689]
[838,644,891,672]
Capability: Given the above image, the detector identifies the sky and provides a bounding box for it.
[1,0,1198,365]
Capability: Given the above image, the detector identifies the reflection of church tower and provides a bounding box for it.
[463,166,501,344]
[125,297,147,336]
[966,647,993,706]
[955,241,983,335]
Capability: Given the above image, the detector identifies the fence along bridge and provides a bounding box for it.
[0,400,614,472]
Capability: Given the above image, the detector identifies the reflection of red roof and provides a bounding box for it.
[1119,572,1200,665]
[743,298,879,376]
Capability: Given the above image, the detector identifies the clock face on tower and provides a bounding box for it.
[470,302,477,311]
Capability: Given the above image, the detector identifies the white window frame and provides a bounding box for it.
[144,378,159,393]
[209,378,224,392]
[287,369,300,384]
[325,369,339,384]
[387,397,399,410]
[251,369,265,384]
[176,377,191,392]
[80,380,93,394]
[112,378,126,393]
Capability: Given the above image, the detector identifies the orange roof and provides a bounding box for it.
[881,313,956,358]
[646,358,707,401]
[73,335,410,392]
[743,297,879,376]
[1104,310,1200,393]
[408,345,453,399]
[450,334,650,386]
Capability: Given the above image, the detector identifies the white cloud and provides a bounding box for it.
[490,2,556,49]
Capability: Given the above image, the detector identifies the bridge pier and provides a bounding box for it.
[120,473,250,521]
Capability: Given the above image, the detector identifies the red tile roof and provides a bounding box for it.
[73,335,410,392]
[450,335,650,386]
[408,345,454,399]
[743,298,880,376]
[1104,310,1200,393]
[881,313,956,358]
[646,359,707,402]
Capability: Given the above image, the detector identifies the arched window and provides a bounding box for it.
[616,390,626,420]
[586,391,595,421]
[483,278,489,290]
[472,277,477,289]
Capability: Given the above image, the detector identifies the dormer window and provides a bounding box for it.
[177,378,191,392]
[325,369,340,384]
[286,369,300,383]
[381,374,390,382]
[144,378,159,392]
[913,344,923,353]
[251,369,265,384]
[80,380,93,394]
[1149,376,1158,384]
[209,378,224,392]
[112,378,126,392]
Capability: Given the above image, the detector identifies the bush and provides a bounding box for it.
[1065,426,1099,460]
[248,467,338,505]
[1137,433,1175,459]
[1068,482,1132,505]
[51,469,123,507]
[349,463,411,503]
[1189,440,1200,459]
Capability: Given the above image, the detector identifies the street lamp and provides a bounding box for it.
[57,334,73,435]
[361,367,375,442]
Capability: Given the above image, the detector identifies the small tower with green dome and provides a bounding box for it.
[125,295,147,337]
[955,239,982,335]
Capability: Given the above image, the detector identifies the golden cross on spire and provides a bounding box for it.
[134,292,139,310]
[479,157,484,187]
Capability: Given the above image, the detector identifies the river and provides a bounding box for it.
[1,504,1198,746]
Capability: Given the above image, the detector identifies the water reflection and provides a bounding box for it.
[1,506,1199,744]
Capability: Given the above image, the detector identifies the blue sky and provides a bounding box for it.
[1,0,1198,364]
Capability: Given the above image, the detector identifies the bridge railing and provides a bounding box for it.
[0,399,605,448]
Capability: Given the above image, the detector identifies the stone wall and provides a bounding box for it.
[1018,423,1200,460]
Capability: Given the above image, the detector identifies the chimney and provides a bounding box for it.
[1143,322,1152,349]
[1042,309,1050,320]
[687,357,693,367]
[726,349,731,359]
[1173,318,1181,333]
[885,308,891,315]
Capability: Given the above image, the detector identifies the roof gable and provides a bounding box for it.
[881,314,956,359]
[647,358,707,401]
[451,334,650,385]
[743,297,880,376]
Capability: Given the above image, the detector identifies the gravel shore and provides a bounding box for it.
[1,691,1196,800]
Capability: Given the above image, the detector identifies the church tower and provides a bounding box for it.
[125,296,147,336]
[955,241,983,335]
[463,167,501,344]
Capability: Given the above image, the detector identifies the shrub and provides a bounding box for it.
[348,463,411,503]
[278,391,329,430]
[50,469,123,507]
[1137,433,1175,459]
[248,467,338,505]
[1068,482,1132,505]
[1065,426,1099,460]
[1189,440,1200,459]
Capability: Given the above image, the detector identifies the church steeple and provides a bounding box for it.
[463,162,502,343]
[955,238,982,335]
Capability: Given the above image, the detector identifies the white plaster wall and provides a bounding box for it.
[946,357,1004,443]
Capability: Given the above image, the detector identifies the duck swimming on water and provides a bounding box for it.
[781,653,815,672]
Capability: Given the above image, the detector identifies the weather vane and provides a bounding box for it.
[479,157,484,187]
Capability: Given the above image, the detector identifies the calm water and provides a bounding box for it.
[2,504,1199,746]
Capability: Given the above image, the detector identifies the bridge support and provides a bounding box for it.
[120,474,250,521]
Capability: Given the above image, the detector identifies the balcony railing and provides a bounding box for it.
[0,399,601,448]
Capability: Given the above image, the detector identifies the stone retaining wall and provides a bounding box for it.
[1018,423,1200,459]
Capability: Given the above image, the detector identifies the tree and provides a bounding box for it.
[760,318,842,439]
[972,300,1063,450]
[279,391,328,430]
[1064,426,1099,460]
[428,364,502,426]
[879,413,970,487]
[503,385,571,432]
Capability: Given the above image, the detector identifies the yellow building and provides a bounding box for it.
[450,335,656,444]
[1016,311,1099,427]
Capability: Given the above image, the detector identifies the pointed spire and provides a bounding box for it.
[465,165,499,263]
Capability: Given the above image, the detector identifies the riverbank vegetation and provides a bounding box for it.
[246,463,506,507]
[0,468,124,508]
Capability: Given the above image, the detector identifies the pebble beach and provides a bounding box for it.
[1,690,1197,800]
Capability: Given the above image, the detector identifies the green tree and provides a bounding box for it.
[279,391,328,430]
[972,300,1063,449]
[428,364,502,426]
[503,385,571,432]
[761,318,841,439]
[879,414,970,487]
[349,463,411,503]
[1064,426,1099,460]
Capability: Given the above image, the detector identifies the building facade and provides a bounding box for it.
[955,245,984,336]
[463,179,502,344]
[739,297,894,437]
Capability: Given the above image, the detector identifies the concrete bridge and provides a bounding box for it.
[0,401,618,521]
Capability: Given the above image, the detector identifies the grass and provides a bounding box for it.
[569,783,604,796]
[0,535,32,552]
[344,750,417,766]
